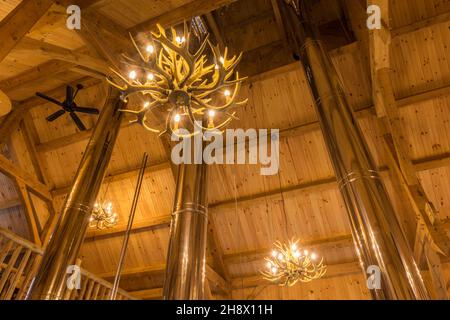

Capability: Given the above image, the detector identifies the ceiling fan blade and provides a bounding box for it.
[69,112,87,131]
[35,92,64,107]
[66,86,74,106]
[72,106,100,115]
[46,109,66,122]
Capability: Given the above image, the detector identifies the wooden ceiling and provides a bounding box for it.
[0,0,449,300]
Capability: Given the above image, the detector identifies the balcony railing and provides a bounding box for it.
[0,227,137,300]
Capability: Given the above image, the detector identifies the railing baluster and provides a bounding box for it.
[3,248,32,299]
[0,244,22,294]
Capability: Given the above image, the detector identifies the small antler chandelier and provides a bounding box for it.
[261,239,327,286]
[89,202,118,230]
[107,23,247,137]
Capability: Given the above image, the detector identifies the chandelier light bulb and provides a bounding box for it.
[144,101,150,108]
[266,261,272,268]
[208,109,215,118]
[277,253,284,260]
[311,252,317,260]
[174,113,181,123]
[147,73,154,81]
[294,251,301,258]
[129,70,137,80]
[271,267,278,274]
[291,243,297,251]
[146,44,155,53]
[176,36,186,44]
[219,56,225,64]
[224,89,231,97]
[272,250,277,257]
[304,249,309,256]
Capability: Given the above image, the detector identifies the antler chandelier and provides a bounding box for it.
[107,23,247,137]
[261,239,327,286]
[89,202,118,230]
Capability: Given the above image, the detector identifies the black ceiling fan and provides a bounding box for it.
[36,84,100,131]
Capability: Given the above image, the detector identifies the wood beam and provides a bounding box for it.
[85,215,171,240]
[0,198,21,211]
[128,0,238,36]
[15,38,110,75]
[391,11,450,37]
[130,288,163,300]
[223,234,354,265]
[0,0,55,63]
[0,153,51,200]
[16,181,41,246]
[52,161,171,197]
[0,60,75,93]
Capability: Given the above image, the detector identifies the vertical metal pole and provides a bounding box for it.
[110,153,148,300]
[280,0,430,299]
[163,136,208,300]
[27,90,126,300]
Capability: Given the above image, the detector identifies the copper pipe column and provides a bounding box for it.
[163,142,208,300]
[281,0,429,299]
[27,90,126,300]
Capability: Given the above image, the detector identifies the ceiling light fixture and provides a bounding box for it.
[107,23,247,137]
[261,239,327,286]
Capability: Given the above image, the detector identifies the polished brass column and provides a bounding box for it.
[27,90,126,300]
[281,0,429,299]
[163,141,208,300]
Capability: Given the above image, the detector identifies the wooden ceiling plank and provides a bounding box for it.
[0,0,55,63]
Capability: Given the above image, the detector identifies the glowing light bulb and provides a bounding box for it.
[147,73,154,81]
[271,267,278,274]
[146,44,154,53]
[266,261,272,269]
[304,249,309,256]
[176,36,185,44]
[143,101,150,108]
[129,70,137,80]
[311,253,317,260]
[291,243,297,251]
[277,253,283,260]
[174,114,181,122]
[215,64,219,70]
[89,216,94,222]
[224,89,231,97]
[219,56,224,64]
[294,251,301,258]
[271,250,277,257]
[208,109,215,118]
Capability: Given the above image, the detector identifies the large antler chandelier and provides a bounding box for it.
[107,23,247,137]
[261,239,327,286]
[89,202,118,230]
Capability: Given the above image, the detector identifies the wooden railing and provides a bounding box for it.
[0,227,137,300]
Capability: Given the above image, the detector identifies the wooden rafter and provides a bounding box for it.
[0,0,55,63]
[0,153,51,201]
